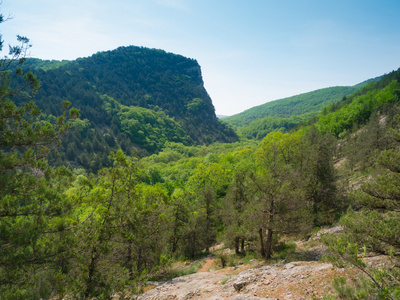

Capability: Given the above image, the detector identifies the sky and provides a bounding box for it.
[1,0,400,116]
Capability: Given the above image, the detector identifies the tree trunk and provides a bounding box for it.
[259,228,265,257]
[265,196,275,259]
[171,205,180,253]
[235,237,240,254]
[84,245,98,298]
[171,236,177,253]
[265,228,274,259]
[241,238,245,253]
[127,243,133,280]
[171,224,178,253]
[137,247,142,272]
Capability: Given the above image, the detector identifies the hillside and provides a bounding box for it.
[224,81,381,127]
[15,46,237,171]
[223,79,382,140]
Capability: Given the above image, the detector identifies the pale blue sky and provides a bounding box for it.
[1,0,400,115]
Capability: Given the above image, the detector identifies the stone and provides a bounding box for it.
[233,280,247,292]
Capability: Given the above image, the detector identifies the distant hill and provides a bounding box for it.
[223,77,382,140]
[225,86,359,127]
[316,68,400,137]
[16,46,237,172]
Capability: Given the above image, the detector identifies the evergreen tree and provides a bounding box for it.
[0,16,79,298]
[253,132,311,259]
[222,169,252,254]
[324,115,400,299]
[302,126,338,226]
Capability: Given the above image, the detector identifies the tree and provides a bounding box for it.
[252,132,311,259]
[302,126,338,226]
[63,151,173,298]
[324,115,400,299]
[0,15,79,298]
[168,188,190,254]
[222,167,253,254]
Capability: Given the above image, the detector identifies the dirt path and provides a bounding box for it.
[197,257,215,273]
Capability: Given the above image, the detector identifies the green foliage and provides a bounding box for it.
[224,85,364,128]
[225,75,387,141]
[317,79,399,137]
[216,252,228,268]
[24,57,72,71]
[59,151,173,298]
[330,276,380,300]
[271,241,297,261]
[339,110,397,173]
[249,131,314,258]
[188,162,232,196]
[221,166,255,254]
[0,17,80,298]
[186,97,205,113]
[103,95,190,152]
[323,115,400,299]
[154,260,203,281]
[237,114,311,140]
[16,45,237,168]
[301,127,339,226]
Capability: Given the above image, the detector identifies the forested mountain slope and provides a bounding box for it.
[14,46,237,171]
[225,81,379,127]
[223,79,381,140]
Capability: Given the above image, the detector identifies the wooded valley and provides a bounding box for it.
[1,17,400,299]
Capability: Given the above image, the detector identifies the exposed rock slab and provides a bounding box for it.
[137,254,388,299]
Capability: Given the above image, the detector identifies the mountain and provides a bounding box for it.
[16,46,237,171]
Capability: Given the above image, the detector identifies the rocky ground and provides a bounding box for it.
[137,260,356,300]
[134,228,387,300]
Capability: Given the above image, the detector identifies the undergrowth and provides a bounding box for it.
[150,259,204,282]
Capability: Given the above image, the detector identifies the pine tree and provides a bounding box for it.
[253,132,311,259]
[0,14,79,298]
[324,115,400,299]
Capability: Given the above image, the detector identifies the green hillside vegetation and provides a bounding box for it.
[235,113,312,139]
[11,46,237,171]
[2,15,400,299]
[224,82,381,140]
[224,85,364,127]
[24,57,72,71]
[238,73,396,141]
[23,46,237,145]
[317,74,400,138]
[103,95,190,152]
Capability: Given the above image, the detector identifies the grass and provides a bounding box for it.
[173,262,203,277]
[150,259,204,282]
[216,252,228,268]
[271,241,297,261]
[220,275,232,285]
[218,249,260,268]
